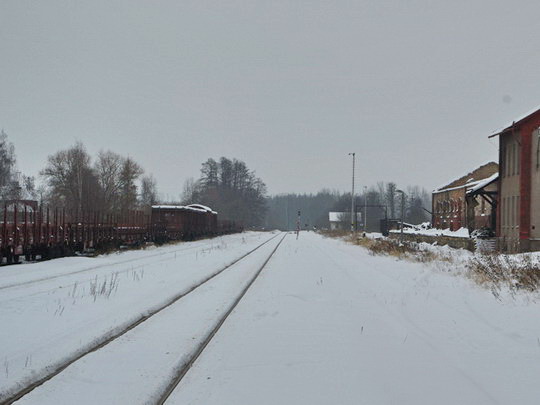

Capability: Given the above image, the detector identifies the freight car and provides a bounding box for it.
[0,200,241,265]
[150,204,218,242]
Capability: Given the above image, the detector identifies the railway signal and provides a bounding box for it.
[296,210,301,239]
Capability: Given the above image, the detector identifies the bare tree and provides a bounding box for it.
[118,157,143,211]
[181,177,199,204]
[140,175,158,206]
[95,150,123,212]
[41,142,100,212]
[0,130,16,194]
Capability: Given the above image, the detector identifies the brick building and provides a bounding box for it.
[490,107,540,252]
[432,162,498,232]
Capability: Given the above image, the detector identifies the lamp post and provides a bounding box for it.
[348,153,355,232]
[396,189,405,241]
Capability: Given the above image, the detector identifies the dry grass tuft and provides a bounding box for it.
[318,229,352,239]
[319,230,446,263]
[466,254,540,297]
[359,238,439,262]
[320,230,540,294]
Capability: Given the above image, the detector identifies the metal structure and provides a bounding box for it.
[355,204,388,234]
[348,152,355,232]
[363,186,368,232]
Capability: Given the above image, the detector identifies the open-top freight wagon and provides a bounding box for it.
[0,200,241,265]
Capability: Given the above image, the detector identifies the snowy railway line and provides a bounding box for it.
[3,232,540,404]
[4,232,286,405]
[155,233,286,405]
[0,231,280,404]
[0,239,223,292]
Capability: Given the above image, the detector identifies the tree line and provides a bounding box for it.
[0,130,157,215]
[41,142,158,214]
[2,129,431,230]
[265,182,431,231]
[181,157,267,227]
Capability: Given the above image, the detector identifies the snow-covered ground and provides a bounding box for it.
[14,234,285,404]
[0,231,277,401]
[390,224,470,238]
[4,231,540,404]
[168,232,540,405]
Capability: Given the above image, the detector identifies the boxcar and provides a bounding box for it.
[1,199,237,265]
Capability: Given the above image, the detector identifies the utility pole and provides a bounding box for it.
[396,189,405,242]
[348,152,355,232]
[363,185,368,232]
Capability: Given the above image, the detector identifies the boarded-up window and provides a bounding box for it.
[516,142,520,175]
[511,143,515,175]
[516,196,520,230]
[513,196,516,228]
[503,197,506,227]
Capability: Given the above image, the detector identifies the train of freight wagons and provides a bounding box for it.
[0,200,241,265]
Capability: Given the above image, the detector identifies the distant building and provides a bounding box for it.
[490,107,540,252]
[432,162,498,233]
[328,212,361,230]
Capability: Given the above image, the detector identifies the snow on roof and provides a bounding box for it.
[390,226,470,238]
[186,204,218,214]
[151,204,216,214]
[434,172,498,195]
[329,212,361,222]
[433,162,498,193]
[466,172,498,194]
[433,180,483,194]
[151,205,186,210]
[151,204,217,214]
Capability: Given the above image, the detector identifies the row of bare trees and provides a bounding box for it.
[41,142,158,214]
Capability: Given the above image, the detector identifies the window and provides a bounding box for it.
[505,144,508,177]
[510,143,514,175]
[502,197,505,227]
[516,142,520,175]
[507,142,511,177]
[504,197,508,228]
[516,196,520,230]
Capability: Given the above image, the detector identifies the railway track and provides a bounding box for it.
[156,232,286,405]
[1,232,283,405]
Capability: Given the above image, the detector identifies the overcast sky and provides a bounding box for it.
[2,1,540,198]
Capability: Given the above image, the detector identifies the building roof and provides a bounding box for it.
[433,162,498,193]
[466,172,498,194]
[489,106,540,138]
